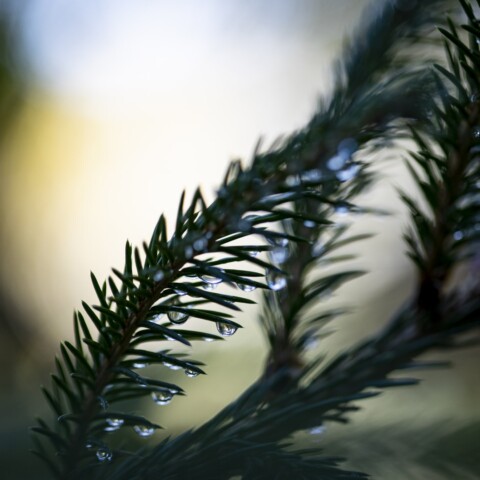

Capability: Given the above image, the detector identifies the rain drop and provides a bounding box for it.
[193,237,208,252]
[268,245,289,264]
[473,126,480,139]
[133,361,148,369]
[105,418,124,432]
[216,321,238,337]
[98,396,109,411]
[163,362,182,371]
[133,425,155,437]
[336,163,360,182]
[327,154,347,171]
[303,220,316,228]
[311,241,325,257]
[96,447,113,462]
[266,270,287,291]
[185,368,199,378]
[202,282,218,291]
[310,425,326,435]
[151,390,173,406]
[248,250,260,257]
[334,203,350,215]
[200,273,223,285]
[237,283,256,292]
[153,270,165,282]
[167,299,189,324]
[285,174,301,187]
[301,169,322,183]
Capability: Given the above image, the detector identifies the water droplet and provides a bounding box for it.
[336,163,360,182]
[327,154,347,171]
[473,126,480,139]
[152,313,164,324]
[337,138,357,157]
[268,245,289,264]
[200,273,223,285]
[133,425,155,437]
[96,447,113,462]
[303,220,316,228]
[334,202,350,215]
[248,250,259,257]
[153,270,165,282]
[301,169,322,183]
[285,174,301,187]
[237,283,256,292]
[268,236,289,248]
[167,299,189,324]
[133,361,148,369]
[266,270,287,291]
[203,337,215,342]
[311,241,325,257]
[453,230,464,241]
[105,418,124,431]
[163,361,182,371]
[216,321,238,336]
[309,425,326,435]
[202,282,218,290]
[184,246,194,259]
[184,368,199,378]
[151,390,173,406]
[98,396,109,411]
[173,288,187,296]
[193,237,208,252]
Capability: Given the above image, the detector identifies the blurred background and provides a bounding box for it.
[0,1,478,478]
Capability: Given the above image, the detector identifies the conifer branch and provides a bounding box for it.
[31,1,480,479]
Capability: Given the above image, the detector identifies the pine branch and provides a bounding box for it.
[31,1,480,479]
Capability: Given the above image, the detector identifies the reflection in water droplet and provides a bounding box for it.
[185,368,199,378]
[134,425,155,437]
[268,245,289,264]
[216,322,238,336]
[151,390,173,406]
[237,283,256,292]
[96,447,113,462]
[266,270,287,291]
[167,299,189,324]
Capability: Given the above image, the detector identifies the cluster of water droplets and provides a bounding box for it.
[326,138,360,183]
[265,237,289,291]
